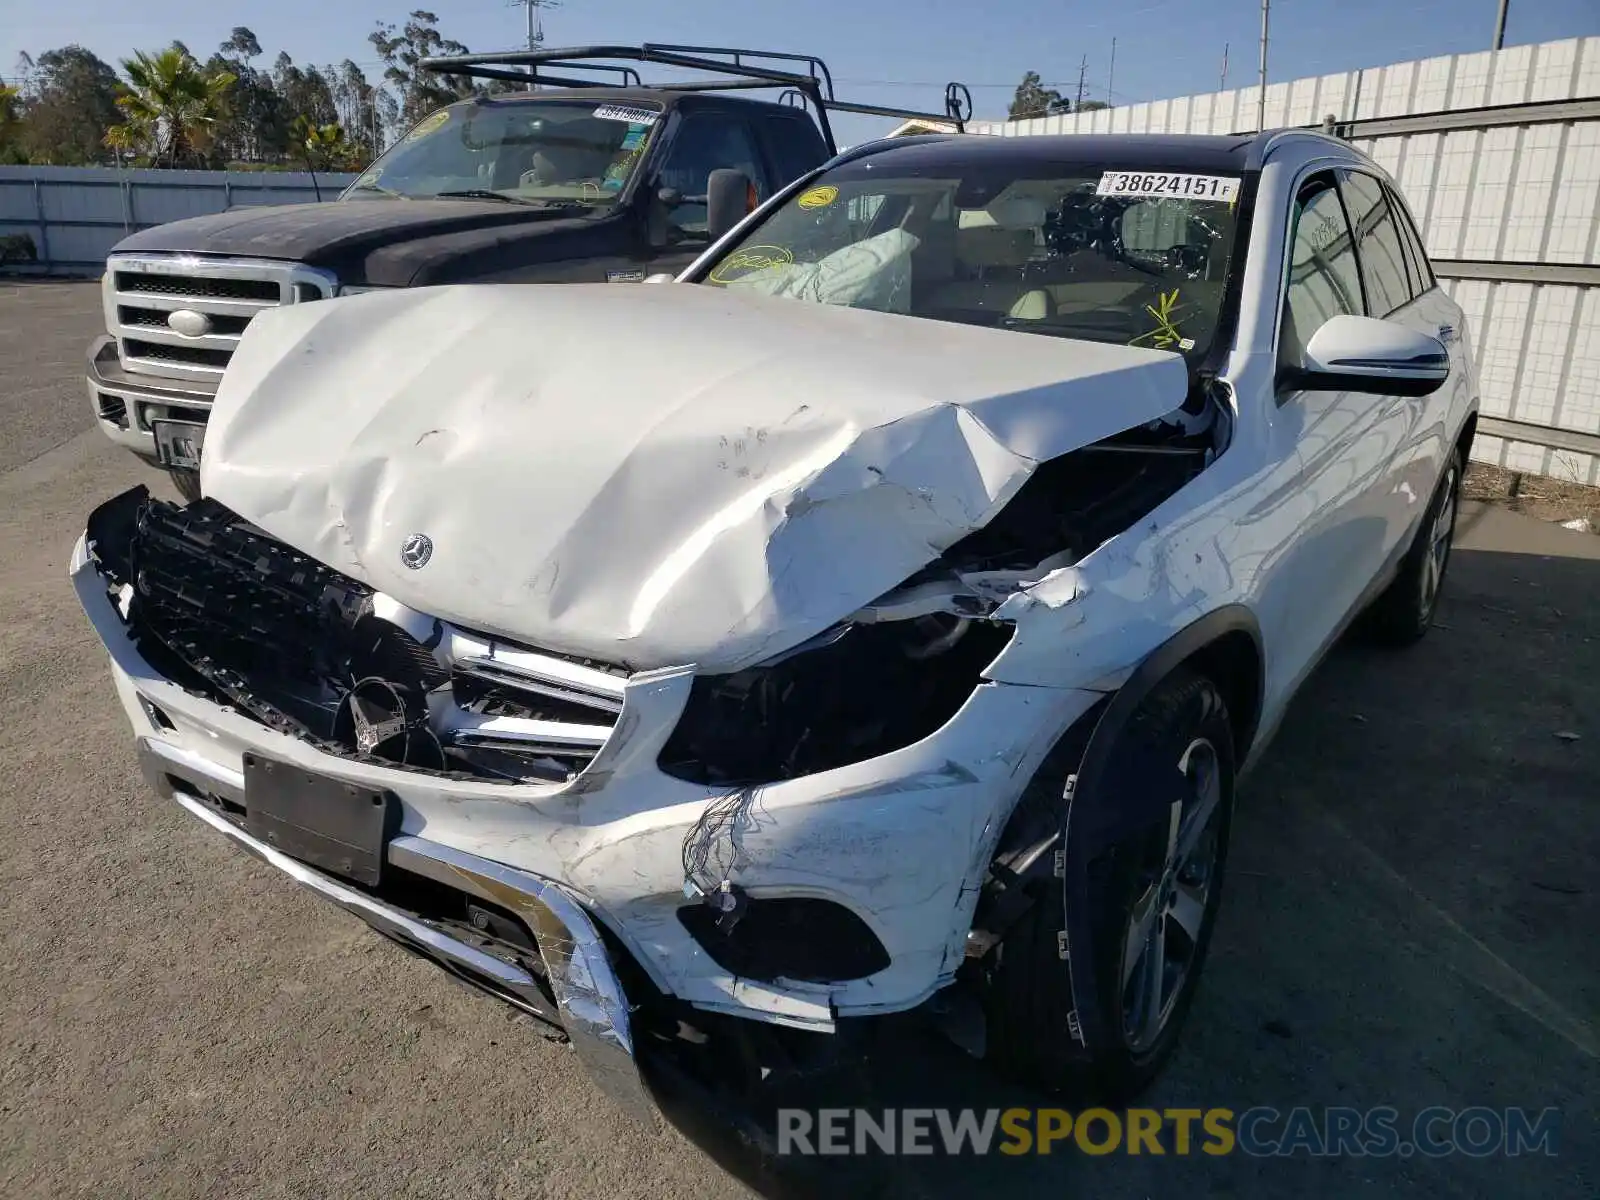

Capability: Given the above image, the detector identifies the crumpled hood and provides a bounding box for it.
[203,283,1187,673]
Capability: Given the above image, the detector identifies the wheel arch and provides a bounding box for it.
[1455,407,1479,465]
[1054,603,1263,1055]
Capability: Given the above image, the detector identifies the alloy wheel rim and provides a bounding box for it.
[1118,737,1223,1053]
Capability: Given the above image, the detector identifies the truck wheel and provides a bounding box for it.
[168,468,201,503]
[1363,446,1461,645]
[985,668,1235,1101]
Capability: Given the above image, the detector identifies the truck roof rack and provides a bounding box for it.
[418,44,974,155]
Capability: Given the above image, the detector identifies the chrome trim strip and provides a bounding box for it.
[444,629,628,703]
[113,291,280,315]
[453,660,626,716]
[119,352,228,380]
[440,709,613,752]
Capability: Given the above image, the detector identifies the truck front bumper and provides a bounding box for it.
[86,335,219,461]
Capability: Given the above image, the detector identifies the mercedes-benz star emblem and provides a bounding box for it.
[399,533,433,569]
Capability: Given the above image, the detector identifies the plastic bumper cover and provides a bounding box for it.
[137,735,653,1120]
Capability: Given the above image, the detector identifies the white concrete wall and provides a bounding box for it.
[975,37,1600,484]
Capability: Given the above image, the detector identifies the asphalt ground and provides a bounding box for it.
[1,280,1595,1199]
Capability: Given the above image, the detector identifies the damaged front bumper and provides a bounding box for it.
[72,487,1104,1103]
[139,738,651,1118]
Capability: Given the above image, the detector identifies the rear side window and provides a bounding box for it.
[761,113,829,186]
[1386,184,1436,295]
[1340,171,1414,317]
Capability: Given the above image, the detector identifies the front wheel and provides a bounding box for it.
[985,668,1236,1101]
[1364,446,1462,645]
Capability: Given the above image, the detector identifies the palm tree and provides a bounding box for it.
[290,113,353,172]
[105,46,234,167]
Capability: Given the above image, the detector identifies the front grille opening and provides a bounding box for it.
[96,392,129,428]
[123,339,232,370]
[293,282,326,302]
[677,898,891,984]
[115,271,280,302]
[118,305,252,337]
[143,403,211,425]
[85,487,621,786]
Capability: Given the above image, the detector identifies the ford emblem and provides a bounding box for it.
[166,309,213,338]
[400,534,434,570]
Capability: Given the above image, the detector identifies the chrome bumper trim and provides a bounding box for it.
[143,739,653,1120]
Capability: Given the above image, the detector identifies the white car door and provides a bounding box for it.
[1337,169,1454,550]
[1261,170,1414,689]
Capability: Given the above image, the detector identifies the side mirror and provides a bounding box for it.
[706,169,753,244]
[1286,314,1450,398]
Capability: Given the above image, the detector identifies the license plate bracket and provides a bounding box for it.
[152,419,207,470]
[243,753,396,885]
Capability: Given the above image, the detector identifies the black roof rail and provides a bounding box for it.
[419,44,973,155]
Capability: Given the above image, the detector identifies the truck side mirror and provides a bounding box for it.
[706,170,753,244]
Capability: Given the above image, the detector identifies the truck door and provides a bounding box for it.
[647,112,773,275]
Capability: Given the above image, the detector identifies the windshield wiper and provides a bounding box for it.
[347,182,409,199]
[432,189,539,205]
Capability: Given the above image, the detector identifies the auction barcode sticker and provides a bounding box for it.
[1095,172,1240,201]
[593,104,660,126]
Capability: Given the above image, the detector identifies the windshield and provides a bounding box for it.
[345,100,661,206]
[702,154,1244,362]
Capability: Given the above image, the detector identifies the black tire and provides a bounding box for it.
[168,467,201,503]
[985,667,1236,1101]
[1364,445,1462,646]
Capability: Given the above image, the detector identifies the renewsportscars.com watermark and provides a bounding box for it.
[777,1106,1561,1158]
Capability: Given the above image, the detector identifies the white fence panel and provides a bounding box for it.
[0,166,358,275]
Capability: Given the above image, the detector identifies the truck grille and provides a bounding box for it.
[105,254,338,384]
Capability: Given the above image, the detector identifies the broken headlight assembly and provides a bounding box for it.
[657,611,1013,787]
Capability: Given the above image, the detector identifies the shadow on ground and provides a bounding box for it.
[668,516,1600,1200]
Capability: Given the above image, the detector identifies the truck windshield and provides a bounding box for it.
[345,99,662,206]
[701,155,1244,362]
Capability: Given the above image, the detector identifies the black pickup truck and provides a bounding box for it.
[87,44,970,498]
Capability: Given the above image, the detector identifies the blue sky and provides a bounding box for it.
[5,0,1597,144]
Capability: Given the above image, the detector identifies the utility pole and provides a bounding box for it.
[510,0,562,51]
[1076,55,1088,110]
[1107,38,1117,109]
[1493,0,1510,49]
[1258,0,1271,130]
[1220,42,1229,91]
